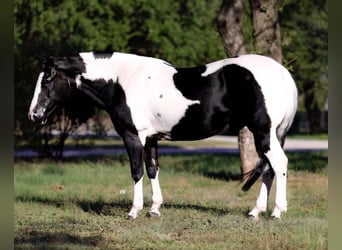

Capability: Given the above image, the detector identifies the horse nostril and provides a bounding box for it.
[28,112,37,121]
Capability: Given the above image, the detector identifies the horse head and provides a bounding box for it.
[28,56,85,124]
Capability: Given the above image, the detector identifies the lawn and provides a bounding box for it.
[14,152,327,249]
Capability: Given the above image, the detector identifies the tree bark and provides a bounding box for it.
[217,0,283,181]
[216,0,258,181]
[250,0,282,62]
[237,127,259,181]
[216,0,248,56]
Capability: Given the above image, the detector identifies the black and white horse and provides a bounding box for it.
[28,52,297,220]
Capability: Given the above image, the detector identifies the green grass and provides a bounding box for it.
[63,137,237,149]
[14,152,327,249]
[287,133,328,140]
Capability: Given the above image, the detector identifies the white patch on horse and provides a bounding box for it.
[79,52,200,145]
[79,52,141,83]
[130,63,200,145]
[28,72,44,118]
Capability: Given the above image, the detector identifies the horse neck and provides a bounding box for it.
[79,52,147,85]
[76,52,147,108]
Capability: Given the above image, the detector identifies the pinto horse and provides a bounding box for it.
[28,52,297,220]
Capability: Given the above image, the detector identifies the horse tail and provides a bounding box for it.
[241,155,273,192]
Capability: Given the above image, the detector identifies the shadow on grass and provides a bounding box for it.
[203,170,242,181]
[78,200,242,217]
[15,232,103,248]
[16,194,248,219]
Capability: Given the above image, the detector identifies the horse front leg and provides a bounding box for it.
[122,132,145,219]
[144,138,163,217]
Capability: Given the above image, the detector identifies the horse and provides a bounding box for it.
[28,52,298,220]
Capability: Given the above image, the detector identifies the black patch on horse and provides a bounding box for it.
[79,76,138,136]
[171,64,271,155]
[173,65,207,100]
[170,65,231,140]
[93,52,114,59]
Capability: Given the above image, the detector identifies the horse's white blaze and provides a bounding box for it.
[28,72,44,118]
[128,177,144,219]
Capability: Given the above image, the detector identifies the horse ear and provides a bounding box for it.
[34,55,47,64]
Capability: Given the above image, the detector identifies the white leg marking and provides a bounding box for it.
[271,167,288,219]
[148,170,163,217]
[128,177,144,219]
[249,173,274,220]
[266,136,288,219]
[249,182,268,220]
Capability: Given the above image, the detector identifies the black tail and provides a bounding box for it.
[241,156,271,192]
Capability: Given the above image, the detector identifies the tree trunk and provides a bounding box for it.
[250,0,282,62]
[217,0,283,181]
[216,0,258,181]
[216,0,248,56]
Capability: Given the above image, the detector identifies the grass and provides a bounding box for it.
[63,136,238,149]
[287,133,328,140]
[14,152,327,249]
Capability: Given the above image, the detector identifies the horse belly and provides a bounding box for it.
[144,74,201,133]
[168,104,231,141]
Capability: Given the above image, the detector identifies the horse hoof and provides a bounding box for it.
[247,214,259,221]
[127,214,137,220]
[127,211,139,220]
[270,215,281,221]
[147,211,161,218]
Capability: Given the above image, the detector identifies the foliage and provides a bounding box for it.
[14,0,226,151]
[279,0,328,125]
[14,0,328,151]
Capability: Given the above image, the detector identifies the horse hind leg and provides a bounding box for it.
[246,154,274,219]
[144,138,163,217]
[247,165,274,220]
[245,129,276,220]
[265,134,288,219]
[247,128,288,220]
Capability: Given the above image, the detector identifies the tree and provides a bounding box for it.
[216,0,283,180]
[279,0,328,133]
[15,0,327,158]
[250,0,282,62]
[216,0,248,56]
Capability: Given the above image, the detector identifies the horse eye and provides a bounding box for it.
[46,69,56,81]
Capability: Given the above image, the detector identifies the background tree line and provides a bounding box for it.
[14,0,327,157]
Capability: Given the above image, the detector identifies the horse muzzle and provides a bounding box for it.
[28,110,47,124]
